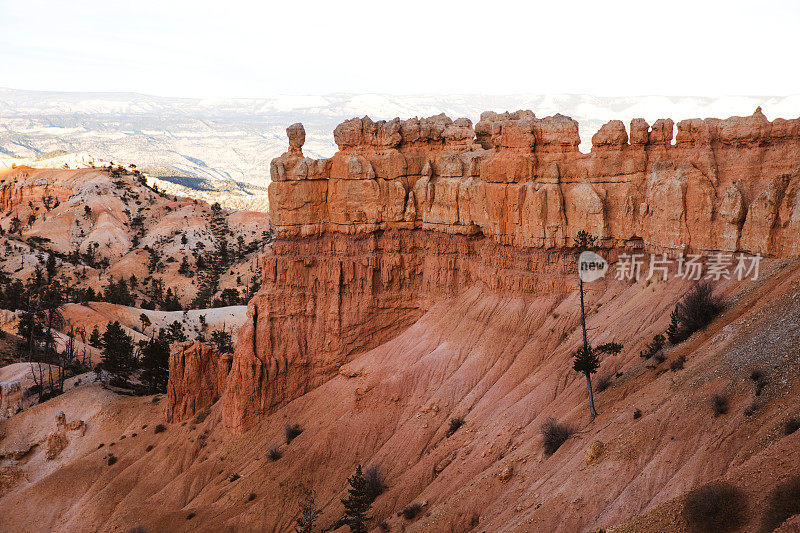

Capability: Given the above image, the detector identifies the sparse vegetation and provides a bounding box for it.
[744,401,758,417]
[669,282,724,343]
[540,416,574,456]
[284,423,303,444]
[267,444,282,461]
[401,503,423,520]
[683,482,747,533]
[295,486,320,533]
[107,454,117,466]
[670,355,687,371]
[229,473,240,482]
[446,416,465,437]
[711,394,729,417]
[364,465,386,500]
[640,333,666,360]
[341,465,372,533]
[247,493,256,502]
[784,417,800,435]
[154,424,167,434]
[594,374,612,392]
[760,477,800,533]
[633,409,642,420]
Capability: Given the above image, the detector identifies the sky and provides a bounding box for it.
[0,0,799,98]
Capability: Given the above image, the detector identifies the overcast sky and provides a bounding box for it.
[1,0,798,98]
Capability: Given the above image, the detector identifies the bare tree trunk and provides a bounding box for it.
[585,372,597,417]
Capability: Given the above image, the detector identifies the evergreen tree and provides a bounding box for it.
[666,308,681,344]
[100,321,134,385]
[89,325,102,348]
[210,329,234,353]
[295,486,320,533]
[164,320,187,344]
[140,335,170,393]
[572,231,623,416]
[341,465,372,533]
[46,253,57,280]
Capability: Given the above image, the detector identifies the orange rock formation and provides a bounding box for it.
[198,109,800,432]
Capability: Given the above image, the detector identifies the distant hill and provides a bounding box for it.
[2,87,798,191]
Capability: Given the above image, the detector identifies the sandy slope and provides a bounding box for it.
[0,257,798,531]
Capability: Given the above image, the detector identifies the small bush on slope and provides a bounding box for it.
[446,416,465,437]
[712,394,729,417]
[670,282,724,343]
[364,465,386,500]
[683,482,747,533]
[760,477,800,533]
[540,417,574,456]
[285,423,303,444]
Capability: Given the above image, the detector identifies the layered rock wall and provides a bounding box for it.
[212,110,800,432]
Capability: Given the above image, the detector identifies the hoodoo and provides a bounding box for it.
[201,109,800,433]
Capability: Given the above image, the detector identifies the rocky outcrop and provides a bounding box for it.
[167,342,232,422]
[215,110,800,432]
[0,382,22,420]
[45,410,86,461]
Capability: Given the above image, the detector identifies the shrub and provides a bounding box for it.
[653,351,667,364]
[594,375,612,392]
[671,282,724,343]
[401,503,423,520]
[229,473,240,482]
[760,477,800,533]
[540,416,574,456]
[744,401,757,417]
[683,482,747,532]
[377,519,389,532]
[145,445,154,452]
[267,444,282,461]
[364,465,386,500]
[639,334,665,360]
[750,369,765,382]
[186,513,195,520]
[784,417,800,435]
[247,493,256,502]
[633,409,642,420]
[284,423,303,443]
[446,416,465,437]
[107,455,117,466]
[712,394,729,417]
[670,355,687,372]
[154,424,166,433]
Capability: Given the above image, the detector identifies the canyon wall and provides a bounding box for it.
[183,109,800,432]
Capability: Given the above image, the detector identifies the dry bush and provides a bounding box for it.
[594,375,612,392]
[760,477,800,533]
[284,423,303,444]
[784,417,800,435]
[670,355,686,372]
[712,394,729,417]
[683,482,747,533]
[154,424,166,433]
[446,416,465,437]
[633,409,642,420]
[267,444,282,461]
[401,503,422,520]
[364,465,386,500]
[540,416,574,456]
[672,282,724,343]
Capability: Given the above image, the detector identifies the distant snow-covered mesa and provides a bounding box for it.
[1,87,798,209]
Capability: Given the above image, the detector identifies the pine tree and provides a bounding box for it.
[89,325,102,347]
[295,486,320,533]
[140,336,170,393]
[100,321,134,385]
[572,342,622,415]
[341,465,372,533]
[666,308,681,344]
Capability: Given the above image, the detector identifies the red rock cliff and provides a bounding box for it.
[217,109,800,432]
